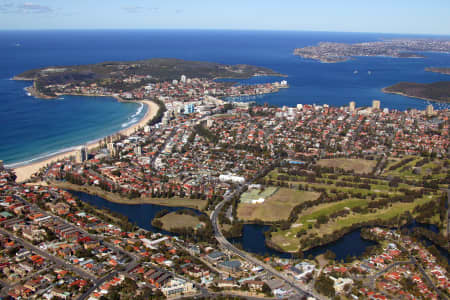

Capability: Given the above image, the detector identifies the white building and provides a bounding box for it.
[161,278,195,297]
[250,198,265,204]
[219,174,245,184]
[349,101,356,112]
[330,276,353,294]
[134,146,142,156]
[180,75,187,83]
[372,99,381,110]
[76,146,88,163]
[426,104,434,116]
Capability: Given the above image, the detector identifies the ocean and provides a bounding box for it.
[1,30,449,165]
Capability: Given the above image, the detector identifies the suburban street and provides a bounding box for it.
[210,180,326,300]
[0,228,97,281]
[9,195,141,300]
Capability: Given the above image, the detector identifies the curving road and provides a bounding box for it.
[210,184,326,300]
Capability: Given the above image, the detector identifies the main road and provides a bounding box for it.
[210,182,326,300]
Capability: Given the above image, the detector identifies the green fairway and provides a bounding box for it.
[317,158,377,174]
[237,187,320,222]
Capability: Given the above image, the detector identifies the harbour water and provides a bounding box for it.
[1,30,450,165]
[68,190,198,235]
[230,225,378,260]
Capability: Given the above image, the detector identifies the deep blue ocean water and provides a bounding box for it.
[1,30,449,165]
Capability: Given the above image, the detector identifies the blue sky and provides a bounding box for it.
[0,0,449,35]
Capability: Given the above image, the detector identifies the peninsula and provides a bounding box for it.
[382,81,450,103]
[14,58,285,98]
[294,39,450,63]
[426,67,450,75]
[4,55,449,300]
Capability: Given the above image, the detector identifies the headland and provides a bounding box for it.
[382,81,450,103]
[426,67,450,75]
[11,58,285,182]
[294,39,450,63]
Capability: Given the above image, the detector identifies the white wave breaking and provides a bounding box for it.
[6,102,147,168]
[5,135,107,169]
[131,103,144,118]
[121,118,139,128]
[120,103,145,128]
[5,146,80,168]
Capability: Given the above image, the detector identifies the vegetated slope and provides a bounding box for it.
[383,81,450,103]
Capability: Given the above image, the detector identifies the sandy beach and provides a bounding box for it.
[13,99,159,183]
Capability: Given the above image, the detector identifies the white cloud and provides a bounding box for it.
[19,2,53,14]
[122,6,159,14]
[0,2,54,14]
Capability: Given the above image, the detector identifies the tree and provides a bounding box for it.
[314,274,335,297]
[262,283,272,297]
[324,249,336,260]
[151,219,163,228]
[295,249,304,259]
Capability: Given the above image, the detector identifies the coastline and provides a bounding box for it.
[381,88,448,103]
[11,98,159,183]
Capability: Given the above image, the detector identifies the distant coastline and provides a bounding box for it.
[425,67,450,75]
[381,88,437,103]
[294,39,450,63]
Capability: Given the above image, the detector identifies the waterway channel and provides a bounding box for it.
[72,191,449,262]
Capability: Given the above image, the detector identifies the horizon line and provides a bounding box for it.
[0,28,449,37]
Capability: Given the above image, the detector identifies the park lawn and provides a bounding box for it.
[383,156,406,171]
[266,169,307,182]
[384,157,449,182]
[237,187,320,222]
[270,198,368,252]
[157,212,203,231]
[266,169,280,180]
[220,223,233,232]
[382,156,422,178]
[240,186,278,203]
[323,194,439,233]
[427,213,447,235]
[295,198,368,227]
[419,160,450,180]
[317,158,377,174]
[270,193,440,252]
[291,180,396,197]
[54,181,208,210]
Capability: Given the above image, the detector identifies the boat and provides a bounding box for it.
[368,70,372,75]
[353,70,359,74]
[15,42,21,47]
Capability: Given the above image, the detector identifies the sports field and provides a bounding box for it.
[237,187,320,222]
[317,158,377,174]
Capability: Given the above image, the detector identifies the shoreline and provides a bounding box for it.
[381,88,449,104]
[11,98,159,183]
[51,181,207,211]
